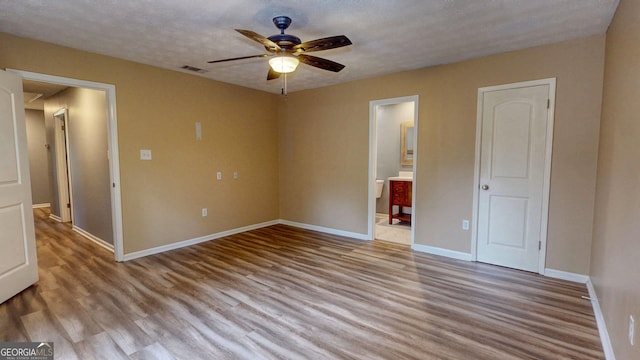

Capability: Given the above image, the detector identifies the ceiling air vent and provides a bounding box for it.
[180,65,208,73]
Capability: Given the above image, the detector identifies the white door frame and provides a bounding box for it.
[52,108,72,223]
[368,95,419,243]
[9,69,125,262]
[471,78,556,274]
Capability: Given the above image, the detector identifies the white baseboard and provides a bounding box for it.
[542,273,615,359]
[543,268,589,283]
[49,213,62,222]
[32,203,50,209]
[122,220,280,261]
[411,244,473,261]
[278,220,370,241]
[73,225,114,252]
[586,279,616,360]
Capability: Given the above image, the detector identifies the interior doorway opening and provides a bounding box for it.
[368,95,419,245]
[11,69,124,261]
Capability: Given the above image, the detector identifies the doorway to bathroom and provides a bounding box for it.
[368,95,419,245]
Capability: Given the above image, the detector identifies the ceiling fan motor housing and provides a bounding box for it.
[267,34,301,50]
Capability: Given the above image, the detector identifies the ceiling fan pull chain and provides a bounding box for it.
[282,73,288,96]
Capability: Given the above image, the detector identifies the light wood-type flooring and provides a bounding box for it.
[0,208,604,359]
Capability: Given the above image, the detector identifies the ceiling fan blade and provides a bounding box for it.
[297,54,346,72]
[235,29,281,51]
[267,68,281,80]
[293,35,352,53]
[208,53,270,64]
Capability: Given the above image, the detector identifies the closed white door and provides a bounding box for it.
[476,83,551,272]
[0,70,38,303]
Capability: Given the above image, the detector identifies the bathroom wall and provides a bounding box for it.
[24,109,51,205]
[375,102,414,214]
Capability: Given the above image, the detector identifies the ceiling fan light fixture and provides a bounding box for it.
[269,54,299,73]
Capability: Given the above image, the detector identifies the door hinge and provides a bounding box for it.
[539,241,542,250]
[547,99,550,109]
[66,203,71,208]
[61,125,65,131]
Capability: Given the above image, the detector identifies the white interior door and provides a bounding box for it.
[0,70,38,303]
[476,82,552,273]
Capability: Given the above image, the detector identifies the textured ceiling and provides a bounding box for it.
[0,0,618,94]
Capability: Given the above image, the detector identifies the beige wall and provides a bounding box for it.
[0,32,280,254]
[1,31,607,275]
[25,109,51,205]
[280,35,605,274]
[45,87,113,244]
[591,0,640,358]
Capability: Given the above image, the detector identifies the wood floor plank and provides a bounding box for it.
[73,332,130,360]
[20,309,79,359]
[129,342,177,360]
[135,312,233,360]
[0,300,28,342]
[76,294,153,355]
[39,288,103,343]
[0,208,604,359]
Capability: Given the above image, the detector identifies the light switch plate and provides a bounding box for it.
[140,149,152,160]
[216,171,222,180]
[195,122,202,140]
[233,171,238,180]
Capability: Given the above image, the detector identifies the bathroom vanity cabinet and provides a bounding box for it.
[389,179,412,225]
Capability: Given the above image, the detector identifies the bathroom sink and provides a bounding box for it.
[389,171,413,181]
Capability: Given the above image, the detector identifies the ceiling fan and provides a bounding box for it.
[208,16,352,81]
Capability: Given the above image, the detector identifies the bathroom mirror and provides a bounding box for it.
[400,121,414,166]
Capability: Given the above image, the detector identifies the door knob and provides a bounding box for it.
[481,184,489,190]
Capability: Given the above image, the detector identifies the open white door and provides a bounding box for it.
[0,70,38,303]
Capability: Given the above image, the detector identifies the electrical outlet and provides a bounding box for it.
[216,171,222,180]
[630,315,635,346]
[201,208,207,217]
[233,171,238,180]
[462,220,470,231]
